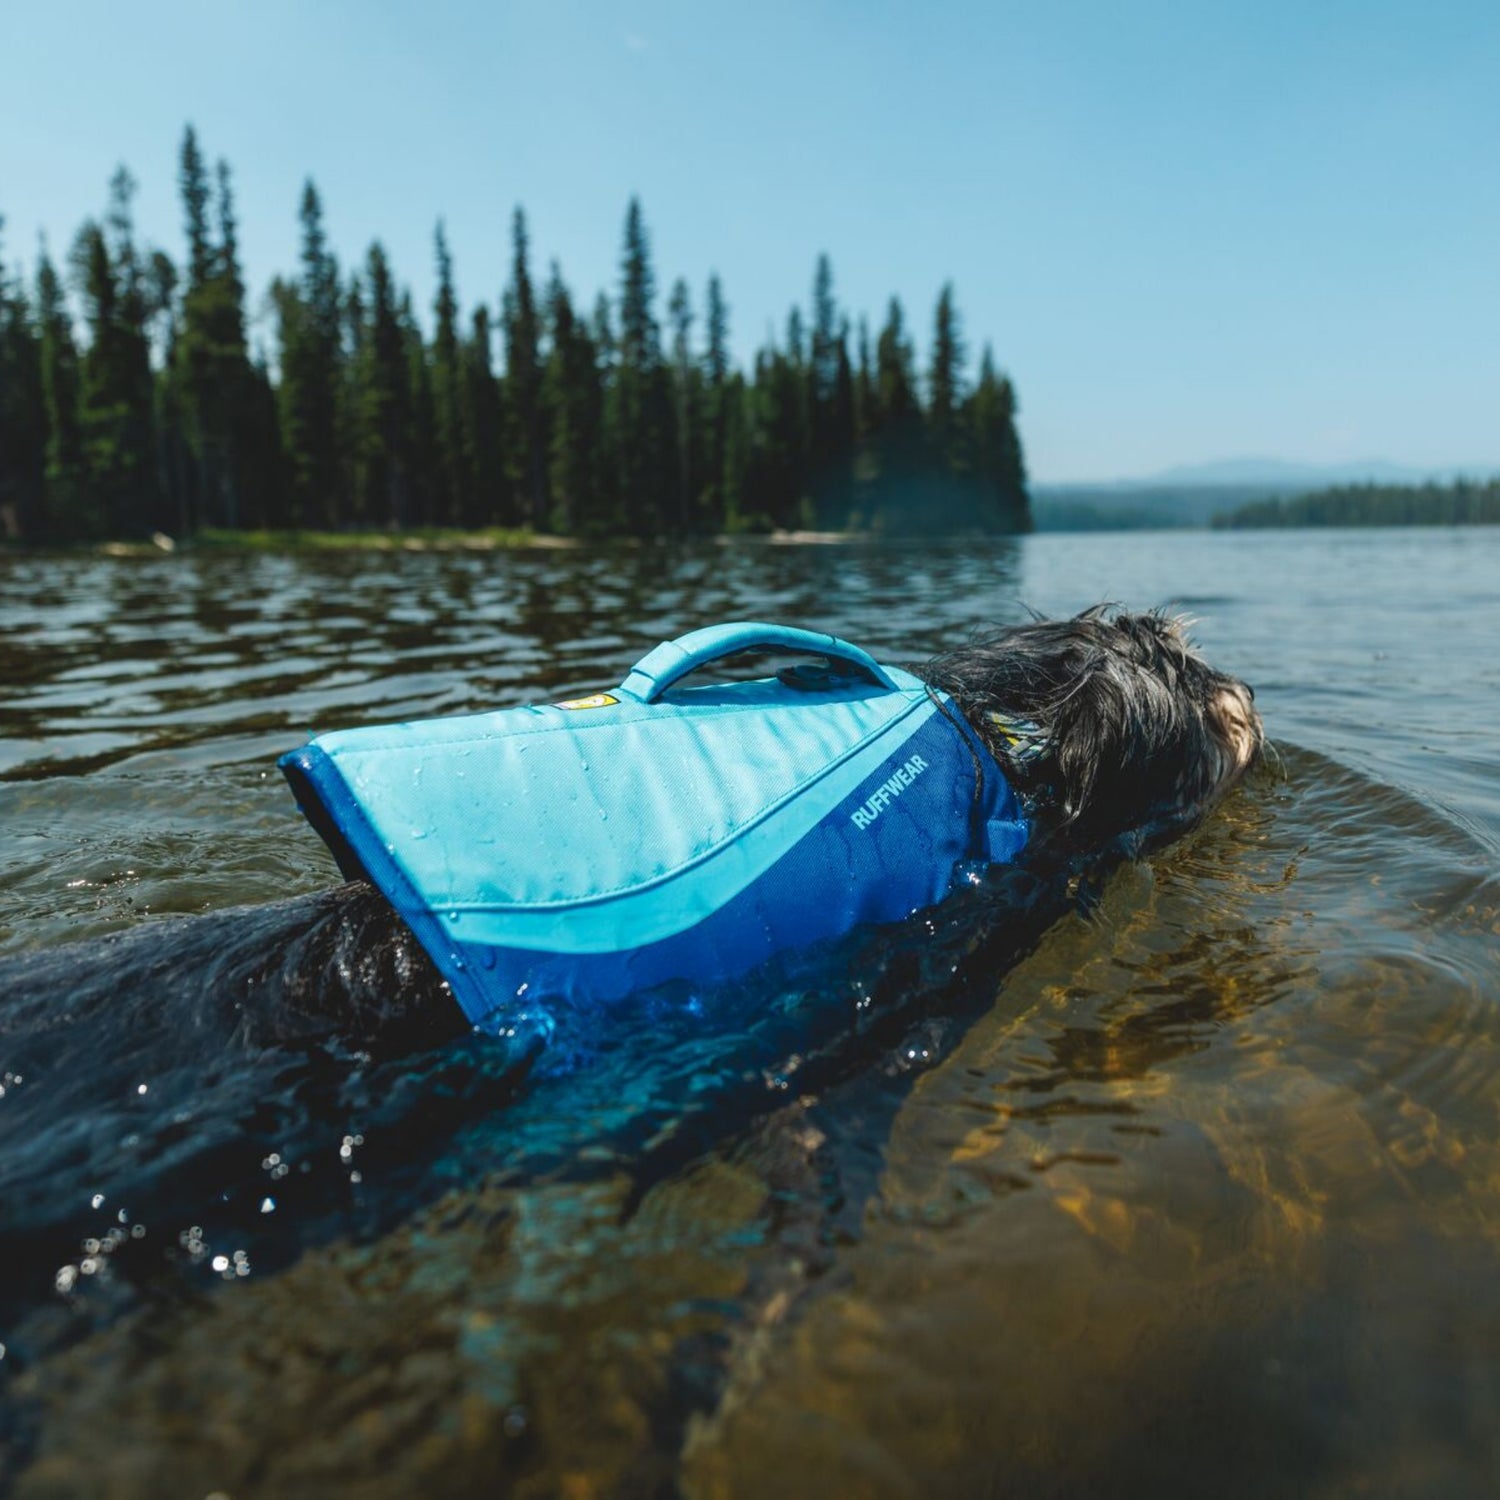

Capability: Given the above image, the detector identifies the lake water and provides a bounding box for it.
[1,529,1497,1497]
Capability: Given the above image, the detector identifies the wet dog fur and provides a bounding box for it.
[926,605,1261,854]
[0,607,1261,1053]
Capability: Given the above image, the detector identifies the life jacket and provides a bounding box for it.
[279,622,1028,1031]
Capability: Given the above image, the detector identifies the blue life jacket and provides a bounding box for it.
[279,623,1028,1031]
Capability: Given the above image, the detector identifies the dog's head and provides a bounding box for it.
[923,606,1261,852]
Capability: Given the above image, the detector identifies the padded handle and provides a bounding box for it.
[616,621,897,703]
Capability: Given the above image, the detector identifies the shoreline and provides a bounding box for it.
[1,525,1036,558]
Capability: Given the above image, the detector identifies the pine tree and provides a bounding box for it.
[874,296,917,431]
[610,198,673,534]
[0,220,47,539]
[68,174,159,539]
[804,256,855,525]
[702,273,730,528]
[590,292,622,530]
[174,127,213,530]
[745,336,807,531]
[276,180,343,528]
[826,317,856,527]
[780,307,813,523]
[808,254,840,465]
[462,304,505,525]
[400,287,437,526]
[179,128,213,291]
[542,262,605,534]
[591,292,614,363]
[70,220,127,533]
[666,277,699,530]
[213,160,248,359]
[991,369,1029,530]
[784,305,805,370]
[106,168,162,533]
[719,370,751,531]
[305,184,344,525]
[853,316,874,437]
[215,158,278,527]
[341,273,368,522]
[926,283,967,473]
[34,244,88,537]
[242,350,289,529]
[355,243,412,527]
[175,130,256,529]
[430,221,469,525]
[862,296,924,530]
[970,345,1031,532]
[502,207,546,529]
[145,248,191,537]
[849,314,876,520]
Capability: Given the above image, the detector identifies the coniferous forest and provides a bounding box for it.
[1213,478,1500,529]
[0,128,1030,546]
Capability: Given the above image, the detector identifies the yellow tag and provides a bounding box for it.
[556,692,619,711]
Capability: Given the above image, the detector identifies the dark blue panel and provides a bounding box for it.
[448,712,1025,1027]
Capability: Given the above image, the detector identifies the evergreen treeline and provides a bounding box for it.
[1214,478,1500,529]
[0,129,1029,545]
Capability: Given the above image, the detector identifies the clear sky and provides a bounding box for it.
[2,0,1496,482]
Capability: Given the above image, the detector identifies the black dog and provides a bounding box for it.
[0,607,1260,1053]
[0,607,1263,1357]
[926,605,1261,853]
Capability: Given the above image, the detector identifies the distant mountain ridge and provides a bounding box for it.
[1144,457,1436,488]
[1037,457,1485,494]
[1030,457,1500,531]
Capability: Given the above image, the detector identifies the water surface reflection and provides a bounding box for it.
[2,533,1498,1497]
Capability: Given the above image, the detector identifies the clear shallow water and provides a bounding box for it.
[0,530,1497,1497]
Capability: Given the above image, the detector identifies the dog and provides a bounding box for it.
[924,605,1261,855]
[0,606,1260,1055]
[0,605,1261,1358]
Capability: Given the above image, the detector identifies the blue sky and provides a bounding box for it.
[2,0,1496,482]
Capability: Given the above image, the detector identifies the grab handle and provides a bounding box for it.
[616,622,897,704]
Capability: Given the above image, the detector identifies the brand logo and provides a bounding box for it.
[850,754,928,829]
[556,693,619,710]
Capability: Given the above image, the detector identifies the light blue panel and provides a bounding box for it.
[311,666,934,916]
[430,700,940,952]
